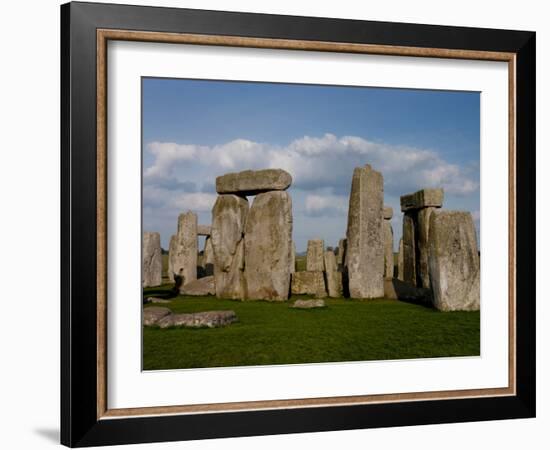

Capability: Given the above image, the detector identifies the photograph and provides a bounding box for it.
[141,78,481,370]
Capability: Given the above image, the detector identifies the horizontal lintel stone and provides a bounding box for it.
[400,188,444,212]
[216,169,292,195]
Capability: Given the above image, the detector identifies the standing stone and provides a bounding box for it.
[397,238,404,281]
[345,165,384,298]
[428,211,480,311]
[416,207,436,289]
[244,191,293,301]
[324,250,342,297]
[211,195,248,299]
[202,236,214,277]
[142,232,162,287]
[167,234,177,282]
[172,212,198,286]
[383,206,394,279]
[291,271,327,297]
[306,239,325,272]
[336,238,347,271]
[216,169,292,196]
[402,212,416,285]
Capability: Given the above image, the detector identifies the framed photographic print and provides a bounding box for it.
[61,1,536,447]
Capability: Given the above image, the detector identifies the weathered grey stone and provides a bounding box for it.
[402,212,417,285]
[397,238,404,281]
[383,278,432,303]
[291,271,327,297]
[202,236,214,277]
[306,239,325,271]
[168,234,177,282]
[383,206,394,220]
[416,207,435,289]
[158,310,237,328]
[197,225,211,236]
[345,165,384,298]
[216,169,292,195]
[428,211,480,311]
[143,307,171,326]
[211,195,248,299]
[180,276,216,296]
[244,191,293,301]
[324,250,343,298]
[291,299,326,309]
[400,188,444,212]
[383,220,394,279]
[336,238,347,271]
[172,212,198,285]
[142,232,162,287]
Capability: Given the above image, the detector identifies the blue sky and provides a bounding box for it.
[142,77,480,252]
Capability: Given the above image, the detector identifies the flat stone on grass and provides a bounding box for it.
[157,310,237,329]
[143,307,172,326]
[291,299,326,309]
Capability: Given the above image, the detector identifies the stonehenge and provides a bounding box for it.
[143,164,479,312]
[345,164,384,299]
[142,232,162,287]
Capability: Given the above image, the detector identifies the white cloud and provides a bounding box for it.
[304,194,348,217]
[144,134,479,197]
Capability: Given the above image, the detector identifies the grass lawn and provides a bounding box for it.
[143,284,480,370]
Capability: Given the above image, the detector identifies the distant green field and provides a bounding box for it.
[295,255,306,272]
[143,284,480,371]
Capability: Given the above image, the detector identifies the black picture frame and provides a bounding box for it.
[61,1,535,447]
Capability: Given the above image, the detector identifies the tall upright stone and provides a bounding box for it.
[211,195,248,299]
[383,206,394,279]
[324,250,342,297]
[167,234,177,282]
[142,232,162,287]
[397,238,404,281]
[172,212,198,286]
[336,238,347,271]
[202,236,214,277]
[400,188,444,288]
[428,211,480,311]
[345,164,384,298]
[244,191,293,301]
[402,212,416,285]
[416,207,436,289]
[306,239,325,272]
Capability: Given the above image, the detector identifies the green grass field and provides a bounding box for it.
[143,284,480,370]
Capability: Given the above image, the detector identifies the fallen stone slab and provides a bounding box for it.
[400,188,444,212]
[180,276,216,296]
[197,225,211,236]
[144,297,171,304]
[216,168,292,195]
[291,271,327,297]
[157,310,237,329]
[291,299,326,309]
[143,307,172,326]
